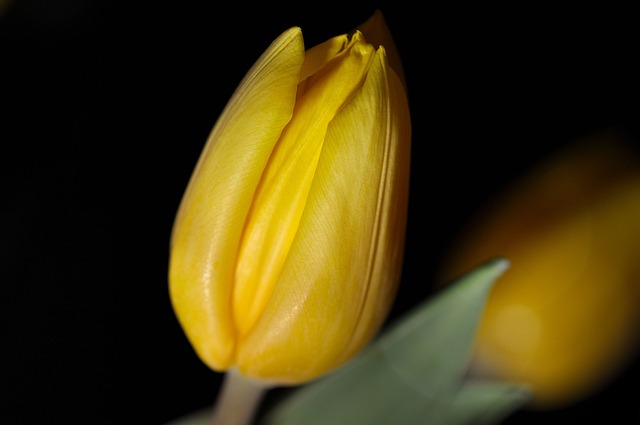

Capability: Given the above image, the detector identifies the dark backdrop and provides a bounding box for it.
[1,1,639,424]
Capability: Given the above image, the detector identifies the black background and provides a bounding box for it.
[1,1,639,424]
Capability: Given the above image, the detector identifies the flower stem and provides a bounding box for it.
[210,371,269,425]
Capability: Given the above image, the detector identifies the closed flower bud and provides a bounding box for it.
[440,138,640,408]
[169,11,411,386]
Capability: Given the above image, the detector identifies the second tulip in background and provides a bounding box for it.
[441,137,640,409]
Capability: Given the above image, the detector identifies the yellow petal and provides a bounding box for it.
[298,34,350,83]
[236,46,411,384]
[169,27,304,371]
[336,47,411,365]
[357,10,406,90]
[232,34,375,338]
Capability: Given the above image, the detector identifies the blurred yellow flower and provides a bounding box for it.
[440,136,640,408]
[169,11,411,385]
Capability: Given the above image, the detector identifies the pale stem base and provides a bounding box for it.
[210,370,269,425]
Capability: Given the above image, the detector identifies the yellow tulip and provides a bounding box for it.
[169,11,411,386]
[440,137,640,408]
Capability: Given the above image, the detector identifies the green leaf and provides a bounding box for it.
[444,380,531,425]
[262,258,528,425]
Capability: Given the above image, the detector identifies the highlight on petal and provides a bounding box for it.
[169,27,304,371]
[236,46,411,384]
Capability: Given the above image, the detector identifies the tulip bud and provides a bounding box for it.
[440,137,640,408]
[169,11,410,386]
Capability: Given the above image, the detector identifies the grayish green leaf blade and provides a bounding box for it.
[263,348,428,425]
[263,258,510,425]
[379,257,510,399]
[444,379,532,425]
